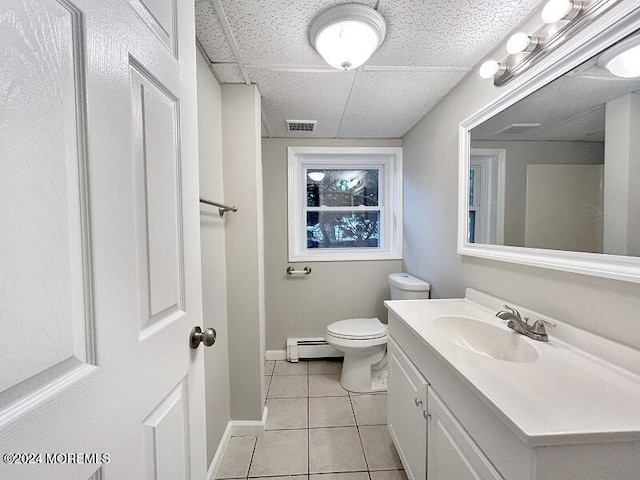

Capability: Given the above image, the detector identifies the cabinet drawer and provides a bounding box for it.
[387,338,428,480]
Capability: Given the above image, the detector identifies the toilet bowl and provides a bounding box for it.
[324,273,430,393]
[325,317,388,393]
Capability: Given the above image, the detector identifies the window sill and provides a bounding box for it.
[289,250,402,262]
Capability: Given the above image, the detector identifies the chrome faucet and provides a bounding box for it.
[496,305,555,342]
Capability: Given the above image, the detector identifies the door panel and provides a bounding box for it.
[143,378,190,480]
[0,0,206,478]
[128,0,178,55]
[0,0,94,408]
[130,61,186,336]
[89,469,104,480]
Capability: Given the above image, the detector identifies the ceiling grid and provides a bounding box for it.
[196,0,542,138]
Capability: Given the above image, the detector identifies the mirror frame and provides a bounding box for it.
[458,4,640,284]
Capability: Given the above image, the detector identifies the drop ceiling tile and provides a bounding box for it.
[533,107,605,142]
[249,68,356,137]
[212,63,245,83]
[195,0,236,63]
[471,74,640,141]
[220,0,377,66]
[339,69,467,138]
[369,0,541,67]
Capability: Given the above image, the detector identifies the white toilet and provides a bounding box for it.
[325,273,430,393]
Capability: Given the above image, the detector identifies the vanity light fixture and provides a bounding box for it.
[506,32,538,55]
[599,34,640,78]
[309,4,387,71]
[477,0,620,85]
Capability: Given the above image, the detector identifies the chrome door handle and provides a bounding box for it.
[190,326,217,349]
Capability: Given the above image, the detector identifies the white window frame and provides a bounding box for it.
[287,146,403,262]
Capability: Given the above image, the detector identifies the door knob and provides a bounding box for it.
[190,326,217,349]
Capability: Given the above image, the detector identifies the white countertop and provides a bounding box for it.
[385,292,640,447]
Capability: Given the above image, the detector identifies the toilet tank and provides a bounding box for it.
[388,273,430,300]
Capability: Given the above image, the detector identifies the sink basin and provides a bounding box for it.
[433,315,538,363]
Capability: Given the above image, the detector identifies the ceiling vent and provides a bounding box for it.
[287,119,317,132]
[496,123,542,135]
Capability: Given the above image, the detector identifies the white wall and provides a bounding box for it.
[196,51,231,466]
[402,3,640,350]
[472,140,604,247]
[403,107,466,299]
[525,164,603,252]
[222,84,265,420]
[262,138,404,351]
[604,92,640,256]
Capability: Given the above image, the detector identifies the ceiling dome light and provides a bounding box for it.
[541,0,579,24]
[479,60,503,79]
[310,4,386,71]
[506,32,537,54]
[599,35,640,78]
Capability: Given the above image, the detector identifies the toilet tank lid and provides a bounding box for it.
[388,273,430,291]
[326,318,386,339]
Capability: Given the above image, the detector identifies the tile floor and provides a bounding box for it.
[216,359,407,480]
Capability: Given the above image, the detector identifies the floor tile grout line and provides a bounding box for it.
[348,392,372,473]
[307,370,311,478]
[244,436,258,480]
[245,471,405,480]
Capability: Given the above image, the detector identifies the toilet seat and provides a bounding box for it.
[326,317,387,340]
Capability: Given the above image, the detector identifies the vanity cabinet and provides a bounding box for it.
[385,295,640,480]
[388,337,503,480]
[387,339,428,480]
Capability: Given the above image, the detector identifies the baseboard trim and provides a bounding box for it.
[265,350,286,361]
[206,421,233,480]
[230,406,268,437]
[206,407,268,480]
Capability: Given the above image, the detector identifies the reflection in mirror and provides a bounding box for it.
[468,30,640,257]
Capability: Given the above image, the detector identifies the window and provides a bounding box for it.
[288,147,402,262]
[468,166,481,243]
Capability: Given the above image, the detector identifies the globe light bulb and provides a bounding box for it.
[541,0,574,24]
[506,32,533,55]
[479,60,502,79]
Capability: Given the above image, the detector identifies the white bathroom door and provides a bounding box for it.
[0,1,206,479]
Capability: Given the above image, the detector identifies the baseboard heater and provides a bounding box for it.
[286,337,343,362]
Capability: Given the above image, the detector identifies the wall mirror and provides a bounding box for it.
[459,9,640,283]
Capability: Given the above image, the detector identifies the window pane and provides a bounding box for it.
[468,211,476,243]
[307,211,380,248]
[307,169,379,207]
[469,169,475,206]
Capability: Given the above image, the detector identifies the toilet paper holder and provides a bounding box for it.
[286,266,312,275]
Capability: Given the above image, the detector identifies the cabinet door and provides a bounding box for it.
[387,338,428,480]
[427,387,504,480]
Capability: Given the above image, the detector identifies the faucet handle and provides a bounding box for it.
[531,319,556,334]
[502,304,521,318]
